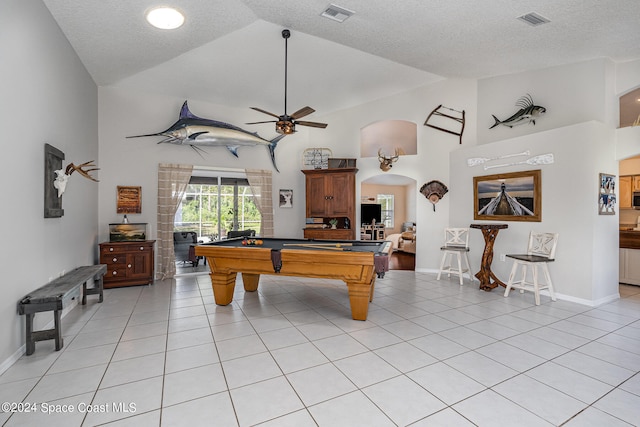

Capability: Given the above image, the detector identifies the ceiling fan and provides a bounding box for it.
[246,29,328,135]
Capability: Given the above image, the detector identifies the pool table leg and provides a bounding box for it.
[346,279,374,321]
[210,272,237,305]
[241,273,260,292]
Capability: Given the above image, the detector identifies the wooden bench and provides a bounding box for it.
[18,265,107,355]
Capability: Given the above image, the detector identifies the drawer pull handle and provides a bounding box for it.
[112,257,118,262]
[140,247,144,250]
[128,264,132,268]
[109,248,114,252]
[112,271,117,275]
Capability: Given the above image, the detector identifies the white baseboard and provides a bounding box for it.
[413,268,620,307]
[0,345,26,376]
[415,268,478,282]
[538,290,620,307]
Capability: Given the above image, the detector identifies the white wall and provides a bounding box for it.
[616,59,640,96]
[0,0,98,368]
[318,78,479,270]
[98,87,312,244]
[478,58,615,145]
[450,58,622,305]
[99,78,479,273]
[450,122,619,304]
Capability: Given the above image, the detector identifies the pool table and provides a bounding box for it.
[194,238,391,320]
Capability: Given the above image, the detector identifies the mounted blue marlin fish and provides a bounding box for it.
[490,94,546,129]
[127,101,286,172]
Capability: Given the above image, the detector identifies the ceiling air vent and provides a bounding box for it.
[321,4,355,23]
[517,12,550,26]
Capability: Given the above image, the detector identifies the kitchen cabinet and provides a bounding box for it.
[620,248,640,285]
[633,176,640,192]
[620,176,632,209]
[302,168,357,240]
[99,241,155,288]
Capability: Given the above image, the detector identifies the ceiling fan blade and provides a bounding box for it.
[245,120,278,125]
[250,107,281,119]
[290,106,315,120]
[295,120,328,128]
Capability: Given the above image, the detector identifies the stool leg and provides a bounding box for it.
[542,263,556,301]
[519,265,527,293]
[464,252,473,284]
[437,252,447,281]
[456,253,463,285]
[504,261,518,297]
[532,265,540,305]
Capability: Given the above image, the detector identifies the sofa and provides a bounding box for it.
[227,229,256,239]
[386,222,416,254]
[399,230,416,254]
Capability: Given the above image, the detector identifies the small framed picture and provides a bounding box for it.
[598,173,616,215]
[279,189,293,208]
[117,186,142,214]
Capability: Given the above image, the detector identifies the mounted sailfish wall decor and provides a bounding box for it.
[490,94,546,129]
[127,101,286,172]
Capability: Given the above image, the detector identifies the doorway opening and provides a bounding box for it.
[361,174,417,271]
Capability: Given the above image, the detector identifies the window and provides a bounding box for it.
[377,194,394,228]
[175,174,261,241]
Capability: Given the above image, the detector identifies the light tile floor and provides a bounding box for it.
[1,271,639,426]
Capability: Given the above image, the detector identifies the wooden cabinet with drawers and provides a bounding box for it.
[302,168,357,240]
[99,240,155,288]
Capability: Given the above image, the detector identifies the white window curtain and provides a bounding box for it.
[157,163,193,279]
[245,169,273,237]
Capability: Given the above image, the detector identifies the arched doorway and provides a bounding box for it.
[361,173,417,270]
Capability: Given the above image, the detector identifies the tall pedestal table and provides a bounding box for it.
[470,223,508,291]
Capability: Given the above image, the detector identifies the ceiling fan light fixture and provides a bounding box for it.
[146,7,185,30]
[276,121,295,134]
[247,29,327,134]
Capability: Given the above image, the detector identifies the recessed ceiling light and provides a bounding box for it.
[146,7,184,30]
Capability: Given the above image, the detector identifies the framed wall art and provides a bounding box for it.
[279,189,293,208]
[473,169,541,222]
[598,173,616,215]
[116,186,142,214]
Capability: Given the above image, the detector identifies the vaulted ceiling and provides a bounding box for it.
[43,0,640,116]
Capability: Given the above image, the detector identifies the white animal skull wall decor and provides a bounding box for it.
[53,160,100,197]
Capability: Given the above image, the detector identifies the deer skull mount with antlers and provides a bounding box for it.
[378,148,399,172]
[53,160,99,197]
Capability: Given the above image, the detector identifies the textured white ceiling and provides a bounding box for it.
[43,0,640,116]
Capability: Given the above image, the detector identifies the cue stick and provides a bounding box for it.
[282,243,345,250]
[282,243,353,247]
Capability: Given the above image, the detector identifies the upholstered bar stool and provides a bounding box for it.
[504,231,559,305]
[437,228,473,285]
